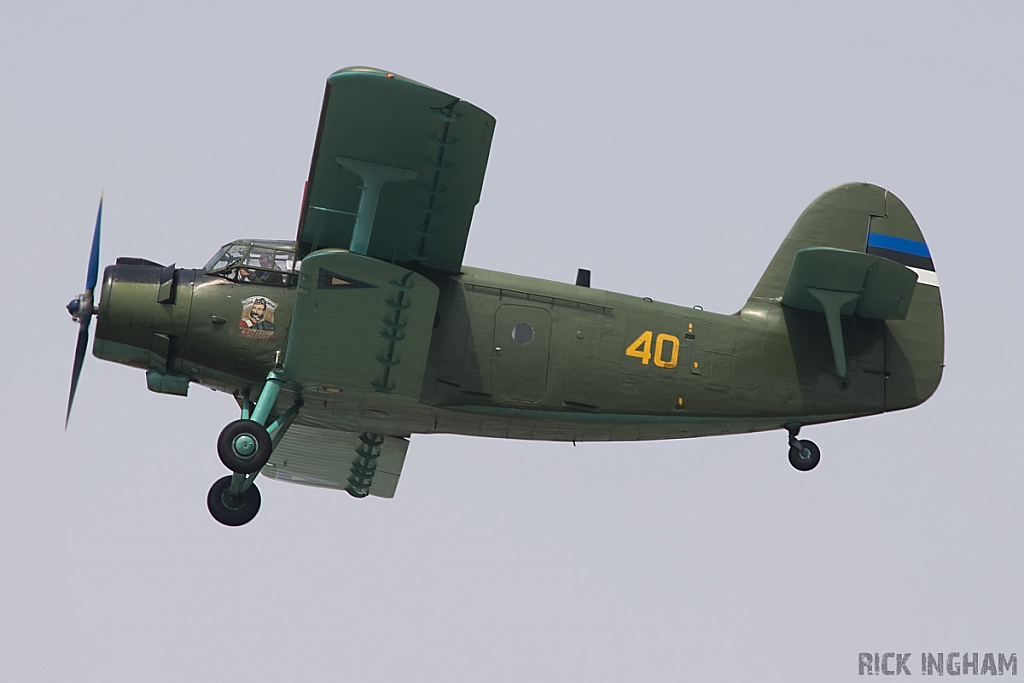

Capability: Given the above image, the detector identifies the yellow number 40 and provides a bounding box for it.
[626,331,679,369]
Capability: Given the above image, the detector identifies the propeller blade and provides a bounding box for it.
[67,191,103,429]
[85,192,103,291]
[65,321,91,429]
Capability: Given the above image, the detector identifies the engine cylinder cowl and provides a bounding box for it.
[93,263,196,375]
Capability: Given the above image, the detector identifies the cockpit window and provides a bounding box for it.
[242,247,294,273]
[204,240,298,287]
[204,243,248,273]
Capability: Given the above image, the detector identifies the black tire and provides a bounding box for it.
[788,439,821,471]
[217,419,272,474]
[207,475,261,526]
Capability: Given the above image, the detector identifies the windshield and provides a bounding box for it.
[205,243,249,272]
[204,240,298,287]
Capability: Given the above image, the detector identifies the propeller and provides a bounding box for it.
[65,192,103,428]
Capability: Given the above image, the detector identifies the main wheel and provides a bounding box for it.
[788,439,821,471]
[217,419,272,474]
[207,475,261,526]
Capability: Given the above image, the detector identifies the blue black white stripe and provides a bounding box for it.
[866,233,939,287]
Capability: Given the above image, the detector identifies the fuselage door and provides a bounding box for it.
[491,304,551,402]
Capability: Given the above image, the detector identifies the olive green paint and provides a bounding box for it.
[90,69,944,500]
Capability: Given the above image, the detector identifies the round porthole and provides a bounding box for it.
[511,322,534,345]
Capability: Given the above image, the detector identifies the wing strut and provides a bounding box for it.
[335,156,418,255]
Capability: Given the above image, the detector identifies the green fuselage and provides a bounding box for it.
[93,254,942,443]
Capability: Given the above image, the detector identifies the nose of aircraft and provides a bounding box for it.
[92,260,196,381]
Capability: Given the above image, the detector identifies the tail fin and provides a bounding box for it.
[746,182,943,410]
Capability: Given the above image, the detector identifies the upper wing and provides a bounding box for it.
[296,67,496,273]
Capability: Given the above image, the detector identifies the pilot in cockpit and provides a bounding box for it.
[239,249,287,286]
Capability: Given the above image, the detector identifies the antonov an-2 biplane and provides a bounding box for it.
[66,67,944,526]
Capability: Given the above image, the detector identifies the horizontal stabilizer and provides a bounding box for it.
[781,247,918,320]
[781,248,918,378]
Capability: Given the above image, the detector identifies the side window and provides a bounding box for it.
[244,247,276,271]
[235,247,294,287]
[273,251,295,272]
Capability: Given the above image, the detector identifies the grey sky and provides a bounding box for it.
[1,1,1021,681]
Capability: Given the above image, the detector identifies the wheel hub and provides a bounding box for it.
[220,488,246,511]
[232,434,257,458]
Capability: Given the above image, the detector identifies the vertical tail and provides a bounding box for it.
[746,182,943,410]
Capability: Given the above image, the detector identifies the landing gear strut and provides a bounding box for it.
[208,371,299,526]
[786,424,820,471]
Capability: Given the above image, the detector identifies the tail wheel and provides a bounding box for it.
[788,439,821,471]
[217,419,272,474]
[207,475,261,526]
